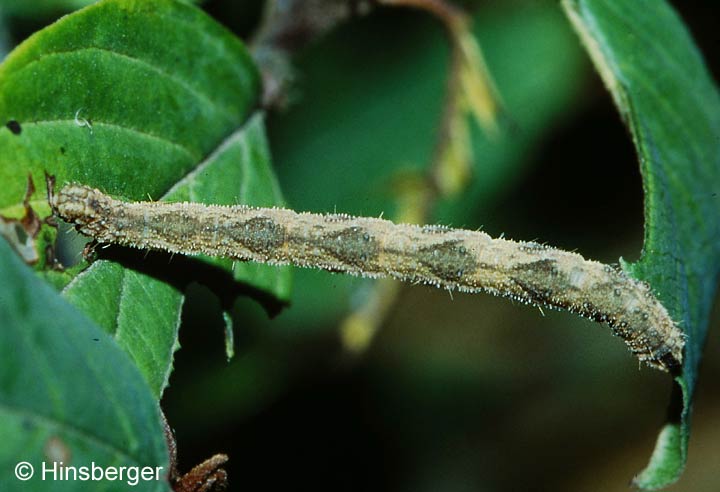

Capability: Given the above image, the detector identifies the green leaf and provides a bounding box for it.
[0,0,291,393]
[562,0,720,488]
[0,238,170,492]
[0,0,259,209]
[62,260,184,398]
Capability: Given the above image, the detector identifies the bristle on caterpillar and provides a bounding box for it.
[48,180,684,372]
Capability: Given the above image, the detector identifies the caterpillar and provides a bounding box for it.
[48,179,684,372]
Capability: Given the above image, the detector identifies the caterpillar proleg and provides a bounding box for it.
[48,179,684,372]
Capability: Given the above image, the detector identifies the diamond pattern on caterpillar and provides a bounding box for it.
[49,179,684,372]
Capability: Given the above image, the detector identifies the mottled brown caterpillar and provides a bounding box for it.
[49,181,684,372]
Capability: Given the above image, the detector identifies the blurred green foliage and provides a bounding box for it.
[267,2,588,331]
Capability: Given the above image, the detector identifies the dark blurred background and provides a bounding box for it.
[3,1,718,490]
